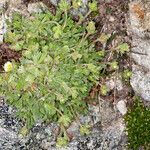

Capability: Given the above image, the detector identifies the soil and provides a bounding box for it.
[89,0,133,105]
[0,43,21,71]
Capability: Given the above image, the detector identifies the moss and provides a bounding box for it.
[125,97,150,150]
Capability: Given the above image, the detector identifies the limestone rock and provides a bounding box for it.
[66,118,126,150]
[0,0,7,10]
[116,100,127,115]
[49,0,59,6]
[131,65,150,101]
[0,127,22,149]
[27,2,47,13]
[0,127,17,148]
[0,14,7,43]
[129,0,150,101]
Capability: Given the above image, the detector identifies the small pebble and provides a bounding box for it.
[116,100,127,115]
[109,16,115,22]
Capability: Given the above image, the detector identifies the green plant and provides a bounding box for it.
[117,43,129,54]
[72,0,83,9]
[125,97,150,150]
[100,84,108,96]
[122,69,132,82]
[0,0,102,146]
[109,61,118,70]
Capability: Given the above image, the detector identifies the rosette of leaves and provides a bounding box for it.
[0,0,103,145]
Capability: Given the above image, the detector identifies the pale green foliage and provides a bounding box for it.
[72,0,83,9]
[100,85,108,96]
[56,136,68,148]
[98,33,110,44]
[88,0,98,12]
[122,69,132,82]
[117,43,129,54]
[1,0,104,141]
[86,21,96,35]
[79,124,90,135]
[110,61,118,70]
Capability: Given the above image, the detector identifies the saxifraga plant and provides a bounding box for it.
[0,0,103,146]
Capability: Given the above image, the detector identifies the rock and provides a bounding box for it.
[49,0,88,7]
[102,118,126,150]
[45,126,52,136]
[129,0,150,101]
[0,14,7,43]
[0,127,25,149]
[131,38,150,70]
[0,35,3,43]
[0,0,7,9]
[98,99,118,124]
[109,16,115,22]
[88,105,101,125]
[106,79,115,90]
[67,121,80,139]
[0,103,27,149]
[88,99,121,130]
[66,118,126,150]
[0,98,124,150]
[49,0,59,6]
[131,65,150,101]
[70,1,88,16]
[40,139,52,149]
[106,77,123,91]
[116,78,123,91]
[49,0,88,15]
[26,0,88,16]
[116,100,127,115]
[27,2,47,13]
[2,0,29,17]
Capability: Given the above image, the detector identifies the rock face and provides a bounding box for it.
[67,119,126,150]
[0,0,7,43]
[129,0,150,101]
[116,100,127,115]
[0,127,23,149]
[0,100,127,150]
[0,14,6,43]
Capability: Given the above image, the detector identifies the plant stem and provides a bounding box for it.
[63,10,68,30]
[45,21,60,26]
[61,124,70,140]
[54,106,64,116]
[69,105,82,127]
[77,10,92,25]
[77,32,90,49]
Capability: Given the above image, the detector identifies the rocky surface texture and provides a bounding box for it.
[129,0,150,101]
[0,97,127,150]
[0,0,129,149]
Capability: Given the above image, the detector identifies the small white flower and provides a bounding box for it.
[4,61,13,72]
